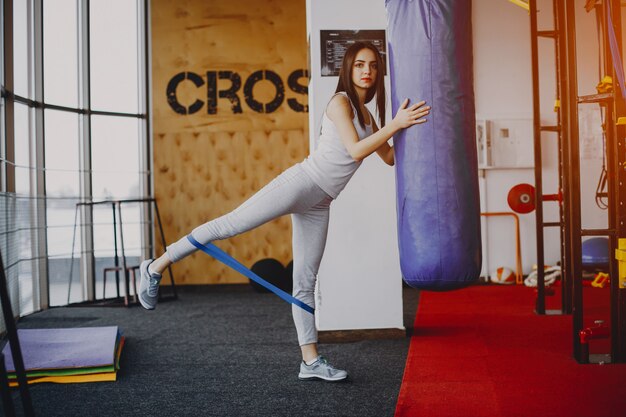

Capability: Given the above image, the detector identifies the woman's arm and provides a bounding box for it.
[327,96,429,162]
[369,115,395,166]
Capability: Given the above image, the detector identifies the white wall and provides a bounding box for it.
[306,0,403,332]
[474,0,608,277]
[304,0,611,332]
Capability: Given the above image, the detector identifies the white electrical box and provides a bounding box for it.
[476,118,534,169]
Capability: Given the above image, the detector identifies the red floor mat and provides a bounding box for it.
[395,286,626,417]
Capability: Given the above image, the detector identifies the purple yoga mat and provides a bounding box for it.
[2,326,119,372]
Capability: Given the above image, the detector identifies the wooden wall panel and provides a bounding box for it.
[152,0,308,284]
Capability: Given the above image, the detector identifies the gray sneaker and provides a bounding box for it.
[298,356,348,382]
[138,259,162,310]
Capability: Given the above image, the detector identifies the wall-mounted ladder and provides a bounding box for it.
[529,0,570,316]
[529,0,626,364]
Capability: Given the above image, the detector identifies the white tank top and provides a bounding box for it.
[301,92,374,198]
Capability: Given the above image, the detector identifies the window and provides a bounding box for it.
[44,109,81,305]
[43,0,78,107]
[91,115,143,298]
[13,103,36,314]
[13,0,31,98]
[90,0,140,113]
[0,0,150,318]
[91,116,141,200]
[14,103,31,195]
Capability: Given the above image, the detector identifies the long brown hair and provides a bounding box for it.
[335,41,386,128]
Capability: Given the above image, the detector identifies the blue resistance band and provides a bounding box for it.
[186,235,315,315]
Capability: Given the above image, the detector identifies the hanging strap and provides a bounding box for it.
[186,235,314,314]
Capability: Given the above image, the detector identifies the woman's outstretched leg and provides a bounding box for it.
[138,164,325,310]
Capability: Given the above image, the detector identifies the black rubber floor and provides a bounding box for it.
[7,285,419,417]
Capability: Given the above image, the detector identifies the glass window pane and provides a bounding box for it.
[44,110,79,197]
[91,115,140,200]
[92,203,141,300]
[0,194,33,323]
[44,110,81,306]
[92,115,142,299]
[43,0,78,107]
[13,0,30,98]
[47,196,82,306]
[90,0,139,113]
[14,103,32,195]
[17,195,36,316]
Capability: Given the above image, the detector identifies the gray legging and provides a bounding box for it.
[165,163,332,346]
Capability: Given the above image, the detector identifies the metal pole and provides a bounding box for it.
[66,204,79,304]
[2,0,15,193]
[529,0,546,314]
[116,202,130,305]
[554,0,572,315]
[604,0,618,363]
[32,0,48,311]
[606,0,626,363]
[78,0,95,302]
[112,202,120,298]
[564,0,584,363]
[140,0,153,264]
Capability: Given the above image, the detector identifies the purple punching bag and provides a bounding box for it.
[386,0,482,290]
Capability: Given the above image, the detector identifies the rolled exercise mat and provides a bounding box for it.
[386,0,482,290]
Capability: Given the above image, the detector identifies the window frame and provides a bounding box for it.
[0,0,152,311]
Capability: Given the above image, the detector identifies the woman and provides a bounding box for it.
[139,42,430,382]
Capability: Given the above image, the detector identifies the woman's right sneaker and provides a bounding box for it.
[298,356,348,382]
[138,259,162,310]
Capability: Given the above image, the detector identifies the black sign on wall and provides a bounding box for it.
[320,30,387,77]
[165,69,309,115]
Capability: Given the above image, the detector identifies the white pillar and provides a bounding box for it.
[306,0,404,332]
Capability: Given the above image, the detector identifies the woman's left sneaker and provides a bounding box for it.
[138,259,162,310]
[298,356,348,382]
